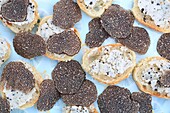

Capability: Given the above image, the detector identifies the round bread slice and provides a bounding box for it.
[0,38,11,67]
[77,0,113,18]
[36,15,82,61]
[63,104,98,113]
[82,43,136,85]
[0,61,43,109]
[132,0,170,33]
[133,56,170,99]
[0,0,39,33]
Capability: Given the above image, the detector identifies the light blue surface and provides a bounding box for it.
[0,0,170,113]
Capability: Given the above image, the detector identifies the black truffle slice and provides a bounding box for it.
[47,30,81,56]
[0,62,35,94]
[53,0,82,29]
[52,60,85,94]
[61,80,97,107]
[160,71,170,87]
[117,27,150,54]
[37,79,60,111]
[1,0,29,22]
[13,32,46,59]
[98,86,139,113]
[0,97,10,113]
[157,33,170,60]
[101,4,135,39]
[85,18,110,48]
[131,92,152,113]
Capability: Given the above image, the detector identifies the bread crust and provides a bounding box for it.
[2,41,11,66]
[133,56,170,99]
[132,0,170,33]
[77,0,113,18]
[37,15,82,61]
[82,43,136,85]
[0,0,39,33]
[0,61,43,109]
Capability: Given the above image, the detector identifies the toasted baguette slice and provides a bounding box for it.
[77,0,113,18]
[132,0,170,33]
[63,104,98,113]
[0,38,11,67]
[0,0,39,33]
[37,15,82,61]
[0,61,43,109]
[133,57,170,99]
[82,43,136,85]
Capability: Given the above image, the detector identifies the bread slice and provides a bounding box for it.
[0,0,39,33]
[82,43,136,85]
[77,0,113,18]
[63,104,98,113]
[0,38,11,67]
[0,61,43,109]
[132,0,170,33]
[37,15,82,61]
[133,57,170,99]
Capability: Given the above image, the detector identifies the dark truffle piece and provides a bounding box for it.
[101,4,135,39]
[157,33,170,60]
[160,71,170,87]
[52,60,85,94]
[61,80,97,107]
[1,61,35,94]
[131,92,152,113]
[53,0,82,29]
[85,18,109,48]
[98,86,139,113]
[117,27,150,54]
[47,30,81,56]
[13,32,46,59]
[1,0,29,22]
[37,79,60,111]
[0,97,10,113]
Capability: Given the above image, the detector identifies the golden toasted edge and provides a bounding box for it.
[132,0,170,33]
[133,56,170,99]
[0,61,43,109]
[77,0,113,18]
[0,0,39,33]
[37,15,82,61]
[82,43,136,85]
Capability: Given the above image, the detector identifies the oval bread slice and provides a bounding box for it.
[133,57,170,99]
[77,0,113,18]
[82,43,136,85]
[37,15,82,61]
[0,61,43,109]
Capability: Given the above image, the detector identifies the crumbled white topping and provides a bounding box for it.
[0,0,35,26]
[3,86,36,109]
[0,38,9,66]
[138,0,170,28]
[141,59,170,95]
[39,17,64,40]
[63,106,89,113]
[84,0,109,8]
[89,46,133,77]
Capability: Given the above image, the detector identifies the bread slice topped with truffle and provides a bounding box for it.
[63,104,98,113]
[0,38,11,67]
[82,43,136,85]
[37,16,82,61]
[0,0,39,33]
[77,0,113,18]
[132,0,170,33]
[133,57,170,99]
[0,61,43,109]
[0,96,10,113]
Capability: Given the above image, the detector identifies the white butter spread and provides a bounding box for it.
[63,106,89,113]
[0,0,35,26]
[89,46,133,77]
[0,38,8,66]
[141,59,170,96]
[84,0,109,8]
[3,86,36,109]
[138,0,170,28]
